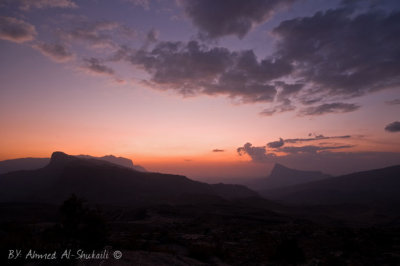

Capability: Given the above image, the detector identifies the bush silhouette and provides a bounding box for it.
[59,194,107,249]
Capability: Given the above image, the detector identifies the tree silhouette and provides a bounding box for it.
[59,194,107,249]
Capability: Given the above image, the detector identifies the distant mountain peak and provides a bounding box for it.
[264,163,331,190]
[271,163,323,176]
[51,151,69,160]
[272,163,289,171]
[50,151,77,163]
[49,151,78,167]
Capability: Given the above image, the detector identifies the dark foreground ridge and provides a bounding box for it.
[1,153,400,265]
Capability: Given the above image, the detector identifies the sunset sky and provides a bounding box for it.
[1,0,399,179]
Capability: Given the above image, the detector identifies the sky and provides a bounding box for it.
[0,0,399,179]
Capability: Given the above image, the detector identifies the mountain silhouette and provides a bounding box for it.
[244,163,331,191]
[0,153,146,174]
[263,165,400,205]
[0,152,257,205]
[265,163,331,189]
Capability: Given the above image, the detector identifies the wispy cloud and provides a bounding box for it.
[33,42,74,62]
[0,16,36,43]
[81,58,115,76]
[386,99,400,105]
[59,20,119,49]
[299,103,360,116]
[19,0,77,10]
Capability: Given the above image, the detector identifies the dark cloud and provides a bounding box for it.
[237,143,274,163]
[18,0,77,10]
[386,99,400,105]
[237,141,354,162]
[278,145,354,154]
[265,134,352,151]
[267,138,284,148]
[273,8,400,99]
[130,40,291,102]
[179,0,295,38]
[0,16,36,43]
[385,121,400,132]
[128,5,400,116]
[284,134,351,144]
[82,58,115,76]
[212,149,225,152]
[33,42,74,62]
[299,103,360,116]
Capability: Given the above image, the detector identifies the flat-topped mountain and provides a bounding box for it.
[0,153,146,174]
[0,152,257,205]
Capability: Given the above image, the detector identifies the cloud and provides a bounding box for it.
[276,82,303,101]
[237,143,400,175]
[19,0,77,10]
[284,134,351,144]
[385,121,400,132]
[299,103,360,116]
[59,20,121,49]
[240,133,354,163]
[386,99,400,105]
[82,58,115,76]
[260,99,296,116]
[124,0,150,9]
[212,149,225,152]
[273,8,400,99]
[0,16,36,43]
[130,40,291,102]
[146,28,159,43]
[179,0,296,38]
[141,28,159,49]
[33,42,74,62]
[266,134,352,151]
[237,143,274,162]
[127,5,400,116]
[278,145,354,154]
[267,138,284,148]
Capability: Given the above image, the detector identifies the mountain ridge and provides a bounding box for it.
[244,163,331,191]
[0,152,147,174]
[263,164,400,205]
[0,151,258,205]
